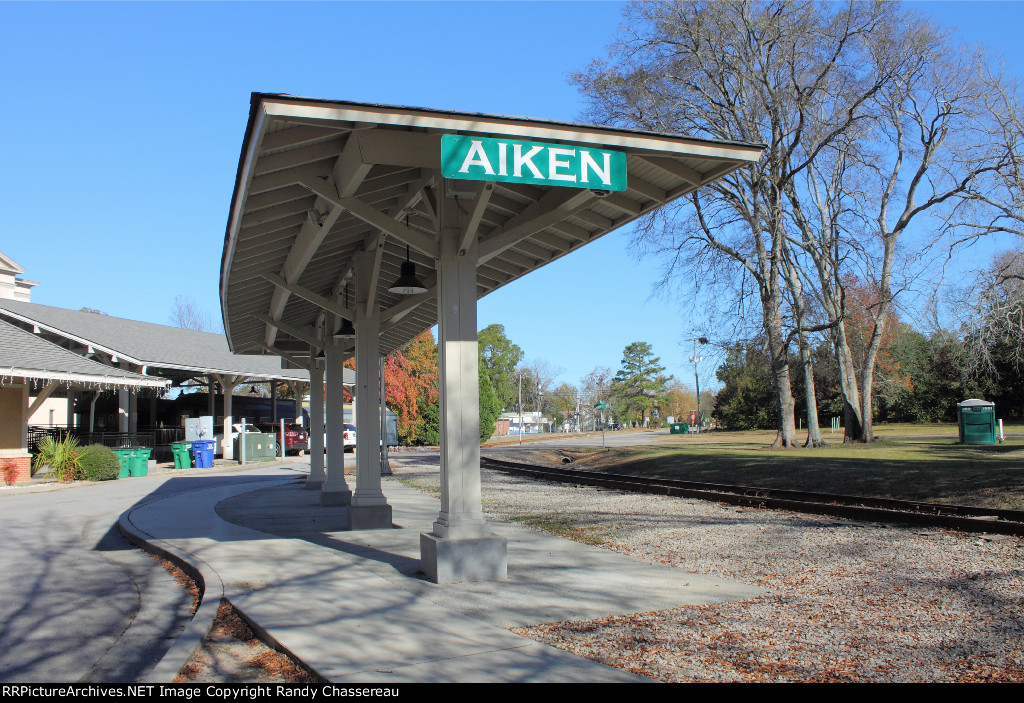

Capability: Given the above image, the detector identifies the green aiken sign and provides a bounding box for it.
[441,135,628,191]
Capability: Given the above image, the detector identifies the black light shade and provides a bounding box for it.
[388,242,428,295]
[388,260,428,295]
[333,317,355,339]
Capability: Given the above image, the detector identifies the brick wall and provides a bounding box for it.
[1,456,31,485]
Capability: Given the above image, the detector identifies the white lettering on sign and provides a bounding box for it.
[497,142,508,176]
[459,140,495,175]
[548,147,577,182]
[442,134,626,190]
[513,143,544,179]
[580,151,612,186]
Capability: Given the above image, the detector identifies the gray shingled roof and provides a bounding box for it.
[0,318,167,387]
[0,300,313,381]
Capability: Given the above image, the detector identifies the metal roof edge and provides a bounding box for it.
[253,93,767,153]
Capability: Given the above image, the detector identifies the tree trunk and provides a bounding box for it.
[799,335,825,447]
[833,320,865,442]
[766,305,799,449]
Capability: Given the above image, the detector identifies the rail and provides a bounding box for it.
[479,456,1024,537]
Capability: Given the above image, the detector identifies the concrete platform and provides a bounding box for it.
[122,465,762,683]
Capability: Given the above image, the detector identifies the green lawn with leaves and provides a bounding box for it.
[563,424,1024,509]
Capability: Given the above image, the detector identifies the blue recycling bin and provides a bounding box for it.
[191,440,216,468]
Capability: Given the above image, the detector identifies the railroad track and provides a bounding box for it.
[479,457,1024,537]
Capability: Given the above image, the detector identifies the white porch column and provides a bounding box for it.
[321,341,352,505]
[306,357,325,489]
[348,252,391,529]
[118,389,129,433]
[420,190,507,583]
[66,389,77,430]
[218,375,241,460]
[270,379,278,423]
[128,390,138,434]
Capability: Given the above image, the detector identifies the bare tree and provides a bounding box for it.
[577,1,1024,444]
[170,295,221,333]
[575,0,906,447]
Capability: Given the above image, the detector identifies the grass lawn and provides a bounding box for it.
[547,424,1024,509]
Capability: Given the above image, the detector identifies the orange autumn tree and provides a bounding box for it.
[384,330,439,445]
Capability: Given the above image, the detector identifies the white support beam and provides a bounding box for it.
[27,381,60,418]
[635,155,704,186]
[381,284,436,323]
[337,196,437,257]
[321,341,352,505]
[477,188,596,264]
[365,235,386,316]
[420,183,506,584]
[306,359,325,489]
[349,252,391,528]
[259,344,311,371]
[252,312,323,349]
[262,273,355,319]
[458,183,493,257]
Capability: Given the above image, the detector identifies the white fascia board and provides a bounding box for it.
[0,367,169,388]
[0,309,144,367]
[262,100,764,163]
[149,361,308,381]
[222,106,271,346]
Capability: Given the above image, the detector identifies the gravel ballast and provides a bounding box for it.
[396,459,1024,683]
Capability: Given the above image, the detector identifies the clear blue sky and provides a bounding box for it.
[2,1,1022,391]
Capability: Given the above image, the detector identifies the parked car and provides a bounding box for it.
[259,423,308,455]
[323,423,357,453]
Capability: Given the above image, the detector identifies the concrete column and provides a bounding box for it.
[270,379,278,423]
[220,376,238,460]
[321,342,351,505]
[66,389,77,430]
[128,390,138,434]
[380,356,392,476]
[348,251,391,529]
[306,359,325,489]
[118,389,129,433]
[420,190,507,583]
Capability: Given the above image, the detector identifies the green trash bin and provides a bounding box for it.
[112,448,132,479]
[957,399,997,445]
[130,448,152,477]
[171,442,192,469]
[670,422,690,434]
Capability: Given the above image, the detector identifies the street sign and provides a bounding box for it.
[594,402,609,409]
[441,135,627,191]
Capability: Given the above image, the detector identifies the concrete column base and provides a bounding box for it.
[420,533,508,584]
[320,488,352,506]
[305,478,324,490]
[347,504,393,530]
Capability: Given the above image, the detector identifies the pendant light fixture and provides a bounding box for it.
[333,283,355,339]
[388,218,428,295]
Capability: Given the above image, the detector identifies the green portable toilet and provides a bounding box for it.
[957,399,997,445]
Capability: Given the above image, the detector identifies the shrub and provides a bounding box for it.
[1,461,17,486]
[34,435,82,482]
[78,444,121,482]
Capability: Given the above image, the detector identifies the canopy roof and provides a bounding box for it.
[221,94,764,357]
[0,300,311,385]
[0,318,166,388]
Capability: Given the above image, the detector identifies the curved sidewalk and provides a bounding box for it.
[122,467,761,683]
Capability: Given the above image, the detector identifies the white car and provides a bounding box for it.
[323,424,357,453]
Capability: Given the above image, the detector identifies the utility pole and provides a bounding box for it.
[518,372,523,445]
[688,337,709,433]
